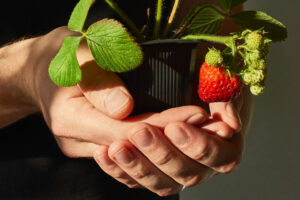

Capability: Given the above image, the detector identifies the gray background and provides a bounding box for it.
[182,1,300,199]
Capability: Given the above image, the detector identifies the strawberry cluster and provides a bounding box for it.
[240,30,270,95]
[197,30,271,103]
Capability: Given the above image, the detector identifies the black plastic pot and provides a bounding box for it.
[119,39,206,115]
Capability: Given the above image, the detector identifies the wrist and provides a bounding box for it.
[0,38,40,127]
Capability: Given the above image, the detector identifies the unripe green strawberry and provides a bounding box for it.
[252,69,265,83]
[245,32,264,50]
[254,59,267,70]
[246,51,262,68]
[241,69,265,85]
[242,71,253,85]
[205,48,223,67]
[250,84,265,95]
[248,51,262,61]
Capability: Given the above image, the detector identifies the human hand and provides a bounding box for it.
[93,100,244,196]
[23,27,209,158]
[1,25,244,196]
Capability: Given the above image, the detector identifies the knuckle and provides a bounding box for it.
[156,187,179,197]
[131,168,152,180]
[218,160,241,174]
[127,183,141,189]
[100,164,130,180]
[165,122,187,138]
[111,170,127,179]
[192,142,211,162]
[182,175,204,187]
[129,123,152,136]
[99,159,117,171]
[124,179,144,189]
[154,151,173,166]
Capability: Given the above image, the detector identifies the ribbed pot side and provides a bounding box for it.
[118,39,205,115]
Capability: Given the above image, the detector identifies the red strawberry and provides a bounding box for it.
[198,62,242,103]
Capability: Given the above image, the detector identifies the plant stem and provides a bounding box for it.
[153,0,163,39]
[182,34,233,45]
[140,8,151,35]
[162,0,180,38]
[104,0,144,40]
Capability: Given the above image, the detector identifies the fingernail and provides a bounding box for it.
[94,150,114,166]
[186,113,206,125]
[105,88,130,114]
[114,147,134,165]
[168,127,189,147]
[131,128,153,148]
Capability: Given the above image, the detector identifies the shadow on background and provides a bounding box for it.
[181,1,300,200]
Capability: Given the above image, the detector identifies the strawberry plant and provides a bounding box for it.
[49,0,287,102]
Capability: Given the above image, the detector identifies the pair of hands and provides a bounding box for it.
[30,27,244,196]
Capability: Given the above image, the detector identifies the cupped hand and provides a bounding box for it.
[31,27,244,197]
[93,100,244,196]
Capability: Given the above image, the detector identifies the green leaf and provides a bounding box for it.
[181,4,225,35]
[85,19,143,72]
[231,11,287,42]
[68,0,95,32]
[217,0,247,12]
[49,37,82,87]
[180,3,211,27]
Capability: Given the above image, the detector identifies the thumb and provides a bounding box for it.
[209,102,242,133]
[78,61,134,120]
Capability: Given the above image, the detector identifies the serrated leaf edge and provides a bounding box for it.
[85,18,144,72]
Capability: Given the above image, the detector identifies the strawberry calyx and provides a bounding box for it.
[204,48,238,79]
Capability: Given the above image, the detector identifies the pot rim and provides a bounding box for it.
[141,39,200,46]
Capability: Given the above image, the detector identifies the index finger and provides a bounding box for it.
[125,105,208,128]
[52,96,209,147]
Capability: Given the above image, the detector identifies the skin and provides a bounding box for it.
[92,1,253,196]
[0,0,253,197]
